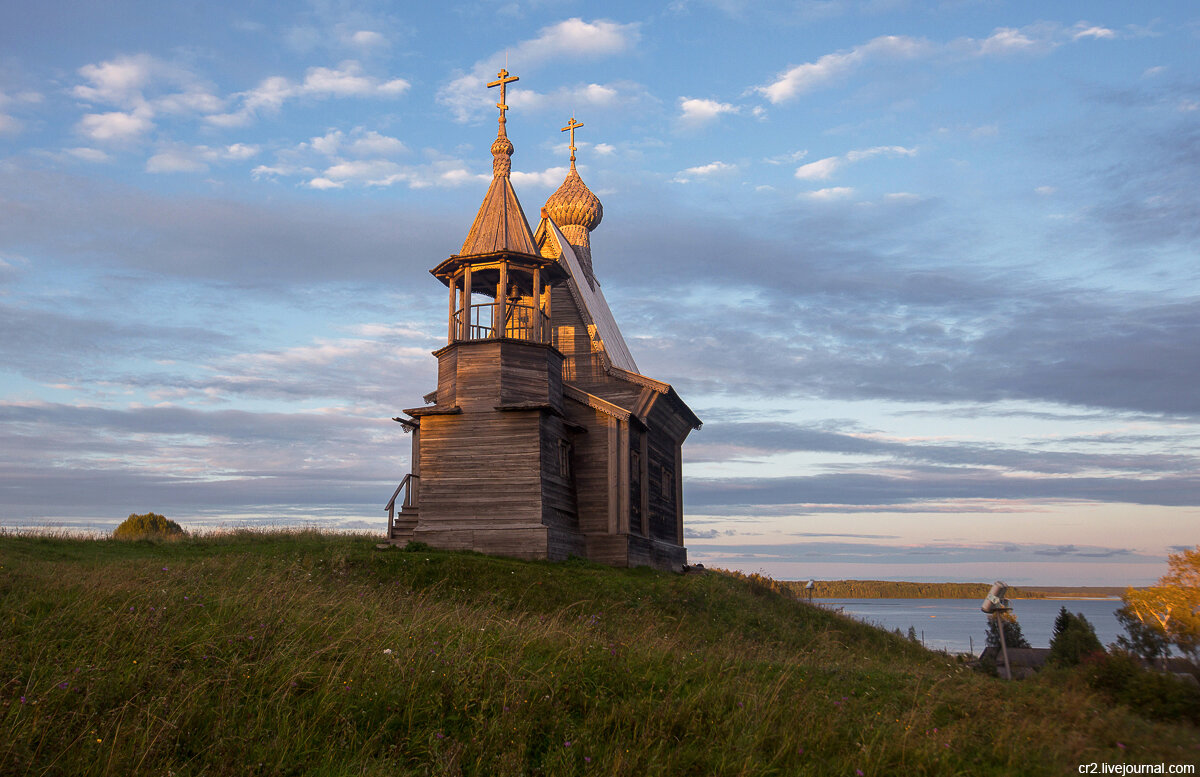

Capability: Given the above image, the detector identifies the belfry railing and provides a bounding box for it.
[454,302,549,343]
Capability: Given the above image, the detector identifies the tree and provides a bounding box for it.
[113,512,184,540]
[1121,545,1200,662]
[985,611,1030,650]
[1114,604,1170,663]
[1048,607,1103,666]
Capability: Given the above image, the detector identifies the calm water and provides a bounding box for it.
[815,598,1125,655]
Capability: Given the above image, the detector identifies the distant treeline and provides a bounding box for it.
[785,580,1047,599]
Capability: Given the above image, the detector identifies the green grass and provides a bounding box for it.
[1,529,1196,776]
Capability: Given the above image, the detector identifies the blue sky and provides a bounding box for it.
[1,1,1197,585]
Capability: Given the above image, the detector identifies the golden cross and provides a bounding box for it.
[561,116,584,164]
[487,68,519,124]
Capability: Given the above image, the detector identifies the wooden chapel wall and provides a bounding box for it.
[645,401,694,545]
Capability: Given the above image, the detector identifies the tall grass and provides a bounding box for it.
[1,530,1196,776]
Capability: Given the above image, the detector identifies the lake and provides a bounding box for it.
[815,598,1126,655]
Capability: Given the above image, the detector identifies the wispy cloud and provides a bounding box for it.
[673,160,736,183]
[755,22,1118,104]
[795,145,916,180]
[437,18,640,122]
[207,60,409,127]
[678,97,739,126]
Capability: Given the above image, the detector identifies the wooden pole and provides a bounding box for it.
[448,273,457,342]
[531,265,541,341]
[462,264,472,340]
[497,260,508,338]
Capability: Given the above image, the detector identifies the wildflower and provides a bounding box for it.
[58,682,68,690]
[19,696,26,704]
[564,741,572,747]
[857,771,864,776]
[383,649,393,655]
[436,733,445,740]
[1117,743,1125,750]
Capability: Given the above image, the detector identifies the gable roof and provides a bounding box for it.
[535,215,639,373]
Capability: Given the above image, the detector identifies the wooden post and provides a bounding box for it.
[497,260,508,338]
[448,274,457,342]
[544,283,553,346]
[531,265,541,341]
[674,441,684,545]
[462,264,472,339]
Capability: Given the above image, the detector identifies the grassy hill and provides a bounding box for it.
[1,530,1196,776]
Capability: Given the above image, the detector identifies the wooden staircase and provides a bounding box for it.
[385,474,419,543]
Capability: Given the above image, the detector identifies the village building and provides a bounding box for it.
[385,70,701,572]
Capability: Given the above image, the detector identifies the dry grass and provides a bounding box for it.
[1,530,1196,776]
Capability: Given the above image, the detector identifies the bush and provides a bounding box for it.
[112,512,184,540]
[1084,651,1200,725]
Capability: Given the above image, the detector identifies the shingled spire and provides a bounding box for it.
[457,68,539,258]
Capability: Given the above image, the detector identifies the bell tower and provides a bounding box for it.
[395,70,586,560]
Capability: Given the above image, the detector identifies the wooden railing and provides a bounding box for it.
[454,302,549,343]
[385,473,419,524]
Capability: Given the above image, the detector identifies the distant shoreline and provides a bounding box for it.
[780,579,1131,600]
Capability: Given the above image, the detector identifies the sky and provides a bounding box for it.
[1,0,1198,586]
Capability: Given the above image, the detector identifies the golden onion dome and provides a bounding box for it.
[544,164,602,232]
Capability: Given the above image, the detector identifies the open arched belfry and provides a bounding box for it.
[386,70,700,571]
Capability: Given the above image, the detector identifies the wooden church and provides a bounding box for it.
[386,70,700,572]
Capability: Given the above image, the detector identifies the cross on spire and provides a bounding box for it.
[561,116,584,166]
[487,68,519,128]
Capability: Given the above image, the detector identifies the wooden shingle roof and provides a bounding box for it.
[458,130,539,257]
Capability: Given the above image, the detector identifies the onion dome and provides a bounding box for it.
[544,161,602,284]
[544,163,603,234]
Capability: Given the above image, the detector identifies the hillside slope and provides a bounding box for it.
[1,530,1196,776]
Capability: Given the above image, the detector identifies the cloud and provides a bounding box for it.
[349,30,387,48]
[794,145,915,180]
[74,55,155,106]
[802,186,855,199]
[0,164,461,285]
[511,166,570,189]
[77,111,153,142]
[145,143,261,174]
[678,97,739,126]
[765,149,809,165]
[755,22,1118,104]
[794,156,841,180]
[63,147,111,163]
[305,128,408,159]
[672,161,736,183]
[1072,23,1116,41]
[438,18,640,122]
[206,61,409,127]
[756,34,931,103]
[72,54,225,128]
